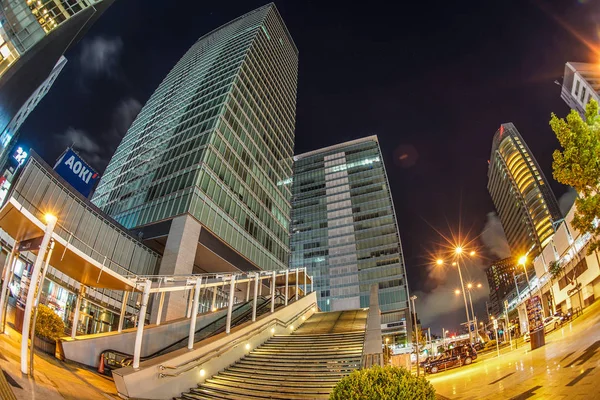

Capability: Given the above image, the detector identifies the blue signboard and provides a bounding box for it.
[53,148,99,198]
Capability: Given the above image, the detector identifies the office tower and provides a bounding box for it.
[0,0,113,167]
[485,257,517,316]
[0,55,66,170]
[92,4,297,319]
[560,62,600,117]
[488,123,561,259]
[290,136,411,349]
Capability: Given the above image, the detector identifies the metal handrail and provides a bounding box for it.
[158,300,317,378]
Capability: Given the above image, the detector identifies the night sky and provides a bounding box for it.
[19,0,599,333]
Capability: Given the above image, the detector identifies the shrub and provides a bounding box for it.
[330,365,436,400]
[34,304,65,341]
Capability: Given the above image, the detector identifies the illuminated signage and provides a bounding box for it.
[13,146,28,165]
[53,148,100,198]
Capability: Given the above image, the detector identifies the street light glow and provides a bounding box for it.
[455,246,463,255]
[436,259,444,266]
[477,283,482,288]
[469,251,476,256]
[467,283,473,289]
[518,255,527,266]
[44,213,57,223]
[452,262,457,266]
[454,289,460,295]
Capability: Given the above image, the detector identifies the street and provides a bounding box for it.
[429,300,600,399]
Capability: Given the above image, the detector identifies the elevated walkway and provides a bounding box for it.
[177,309,367,400]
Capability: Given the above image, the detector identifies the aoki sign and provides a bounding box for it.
[53,147,100,198]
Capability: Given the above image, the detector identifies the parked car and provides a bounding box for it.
[423,345,477,374]
[543,315,562,333]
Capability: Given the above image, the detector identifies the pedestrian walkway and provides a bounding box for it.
[429,300,600,399]
[0,324,119,400]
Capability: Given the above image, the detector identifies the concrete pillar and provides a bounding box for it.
[118,291,129,333]
[295,269,299,301]
[71,285,86,339]
[0,245,17,331]
[21,215,56,374]
[362,284,384,368]
[225,275,236,334]
[271,271,276,313]
[285,270,289,306]
[252,274,259,322]
[153,215,201,322]
[188,278,202,350]
[133,280,151,369]
[156,292,166,326]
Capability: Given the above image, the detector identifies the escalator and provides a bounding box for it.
[100,295,287,374]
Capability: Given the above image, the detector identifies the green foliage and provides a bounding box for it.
[550,99,600,254]
[549,260,564,280]
[34,304,65,341]
[329,365,436,400]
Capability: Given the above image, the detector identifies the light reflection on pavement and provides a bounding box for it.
[429,301,600,399]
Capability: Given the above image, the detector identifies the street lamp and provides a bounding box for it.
[457,282,483,339]
[436,249,476,344]
[410,295,420,377]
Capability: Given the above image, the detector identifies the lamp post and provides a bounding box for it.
[518,256,531,295]
[410,295,420,377]
[438,247,475,343]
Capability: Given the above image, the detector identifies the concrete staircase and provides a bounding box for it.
[176,310,367,400]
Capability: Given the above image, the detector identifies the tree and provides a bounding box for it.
[549,260,563,281]
[550,99,600,254]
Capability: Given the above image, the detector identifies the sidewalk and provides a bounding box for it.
[0,324,119,400]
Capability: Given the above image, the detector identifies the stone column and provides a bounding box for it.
[152,215,201,322]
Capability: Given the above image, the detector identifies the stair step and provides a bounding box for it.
[218,371,344,384]
[202,380,334,395]
[194,384,330,400]
[227,365,350,377]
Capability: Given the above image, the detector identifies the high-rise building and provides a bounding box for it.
[0,0,113,169]
[290,136,411,350]
[487,123,561,260]
[485,257,518,316]
[560,62,600,116]
[92,4,297,320]
[0,55,66,170]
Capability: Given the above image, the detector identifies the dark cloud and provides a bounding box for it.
[55,98,140,171]
[481,212,511,260]
[78,36,123,77]
[558,187,577,217]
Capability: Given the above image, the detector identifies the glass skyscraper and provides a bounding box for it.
[93,3,297,282]
[488,123,561,259]
[290,136,411,349]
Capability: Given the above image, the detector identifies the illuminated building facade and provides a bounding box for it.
[290,136,411,350]
[487,123,561,260]
[93,4,297,319]
[0,55,66,171]
[0,0,113,174]
[560,62,600,117]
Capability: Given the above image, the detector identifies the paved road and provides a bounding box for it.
[429,301,600,399]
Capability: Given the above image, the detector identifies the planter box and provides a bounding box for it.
[34,336,56,355]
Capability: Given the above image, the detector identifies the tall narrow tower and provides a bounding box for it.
[487,123,561,259]
[93,4,297,319]
[291,136,411,350]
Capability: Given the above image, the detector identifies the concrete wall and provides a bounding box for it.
[60,307,229,367]
[113,292,317,400]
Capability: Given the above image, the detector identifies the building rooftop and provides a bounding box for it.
[293,135,379,161]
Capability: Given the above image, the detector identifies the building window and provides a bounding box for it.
[574,80,581,97]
